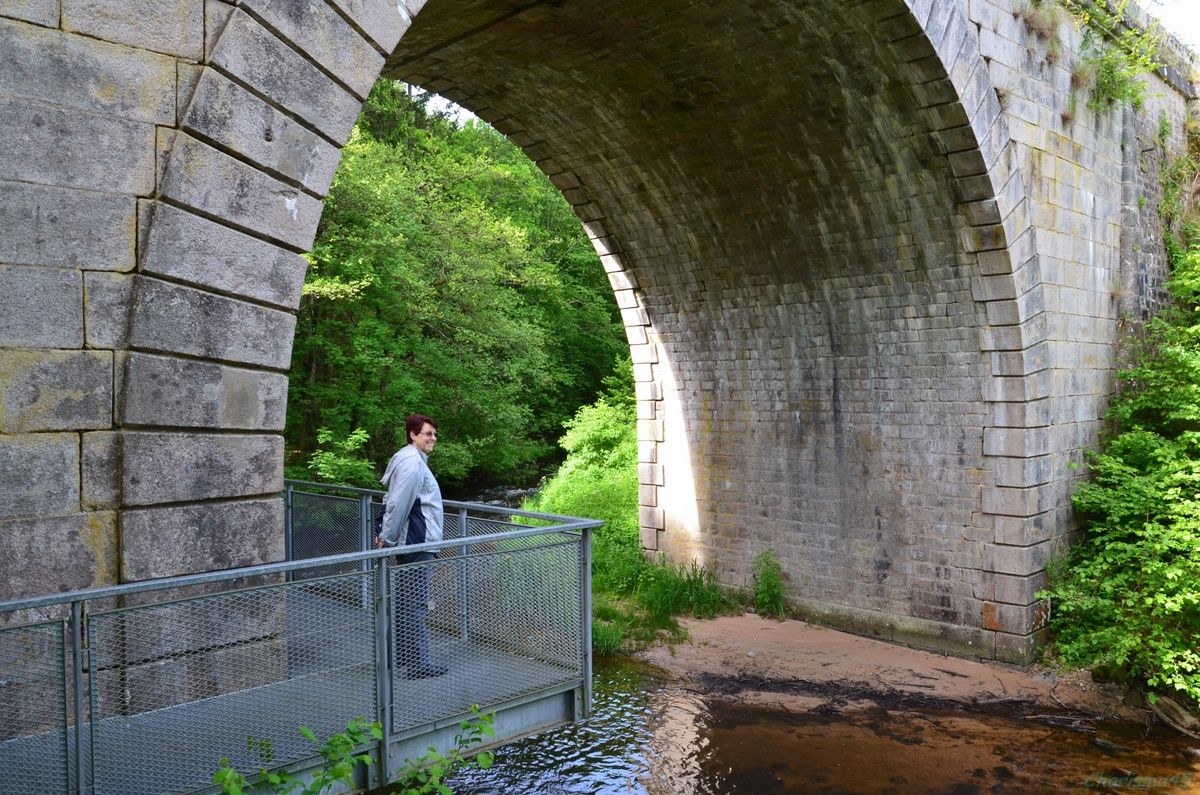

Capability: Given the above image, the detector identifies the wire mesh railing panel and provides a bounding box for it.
[290,492,364,578]
[391,535,582,733]
[87,574,377,795]
[0,621,69,795]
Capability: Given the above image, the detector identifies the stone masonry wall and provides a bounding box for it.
[0,0,1194,669]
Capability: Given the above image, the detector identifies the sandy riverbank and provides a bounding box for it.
[636,613,1154,725]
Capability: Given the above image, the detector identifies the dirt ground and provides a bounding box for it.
[636,613,1154,725]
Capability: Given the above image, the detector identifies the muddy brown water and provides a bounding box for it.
[450,657,1200,794]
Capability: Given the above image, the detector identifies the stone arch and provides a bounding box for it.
[380,0,1049,661]
[4,0,1048,661]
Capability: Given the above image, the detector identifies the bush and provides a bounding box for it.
[751,549,787,619]
[1042,243,1200,707]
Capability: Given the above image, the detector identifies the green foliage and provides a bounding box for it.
[304,428,379,488]
[1058,0,1163,111]
[212,719,382,795]
[1041,244,1200,707]
[288,80,624,490]
[391,706,496,795]
[751,548,788,619]
[212,710,496,795]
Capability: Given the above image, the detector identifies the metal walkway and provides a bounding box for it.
[0,483,598,795]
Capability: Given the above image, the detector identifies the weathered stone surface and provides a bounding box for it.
[128,277,296,369]
[0,181,136,270]
[0,266,82,348]
[121,497,285,580]
[242,0,383,99]
[182,69,341,196]
[82,431,119,509]
[0,511,117,606]
[0,17,177,124]
[0,434,80,520]
[328,0,410,52]
[209,9,362,143]
[139,201,308,311]
[0,350,113,432]
[121,352,289,430]
[95,637,287,716]
[121,431,283,506]
[0,0,57,26]
[0,98,155,195]
[158,133,323,250]
[62,0,202,59]
[84,272,134,348]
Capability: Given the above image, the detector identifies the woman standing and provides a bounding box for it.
[375,413,447,678]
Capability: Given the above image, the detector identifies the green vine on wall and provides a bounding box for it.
[1056,0,1164,110]
[1020,0,1165,112]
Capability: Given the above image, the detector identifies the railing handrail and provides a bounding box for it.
[285,478,593,525]
[0,511,601,616]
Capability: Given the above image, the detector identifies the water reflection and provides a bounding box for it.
[450,657,1200,794]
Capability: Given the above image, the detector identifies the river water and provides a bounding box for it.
[450,657,1200,794]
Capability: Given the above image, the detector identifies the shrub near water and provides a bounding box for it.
[1042,243,1200,708]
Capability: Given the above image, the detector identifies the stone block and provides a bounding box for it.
[0,511,118,604]
[638,484,658,506]
[639,526,660,551]
[0,181,136,270]
[0,98,156,195]
[981,600,1048,634]
[0,266,82,348]
[0,433,80,520]
[991,398,1052,428]
[82,431,119,509]
[121,352,289,430]
[993,627,1050,665]
[0,1,57,25]
[128,277,297,370]
[988,540,1050,576]
[0,350,113,432]
[94,634,286,717]
[993,571,1047,606]
[209,9,361,143]
[328,0,410,51]
[638,463,664,485]
[84,272,134,348]
[121,497,285,580]
[983,427,1050,457]
[181,69,342,196]
[982,485,1049,517]
[992,455,1051,488]
[62,0,202,59]
[140,202,309,309]
[639,506,664,529]
[0,18,177,124]
[241,0,383,99]
[120,431,283,506]
[159,133,323,250]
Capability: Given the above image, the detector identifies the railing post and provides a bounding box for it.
[374,555,392,787]
[579,526,593,720]
[284,484,294,580]
[70,600,87,795]
[360,494,373,609]
[457,508,469,639]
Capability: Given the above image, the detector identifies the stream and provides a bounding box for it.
[449,657,1200,794]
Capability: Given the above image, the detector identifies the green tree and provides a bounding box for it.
[1042,242,1200,707]
[287,81,624,491]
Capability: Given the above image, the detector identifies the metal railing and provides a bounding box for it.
[0,481,598,795]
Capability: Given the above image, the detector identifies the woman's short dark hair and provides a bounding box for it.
[406,413,437,441]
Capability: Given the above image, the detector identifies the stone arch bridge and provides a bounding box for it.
[1,0,1195,663]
